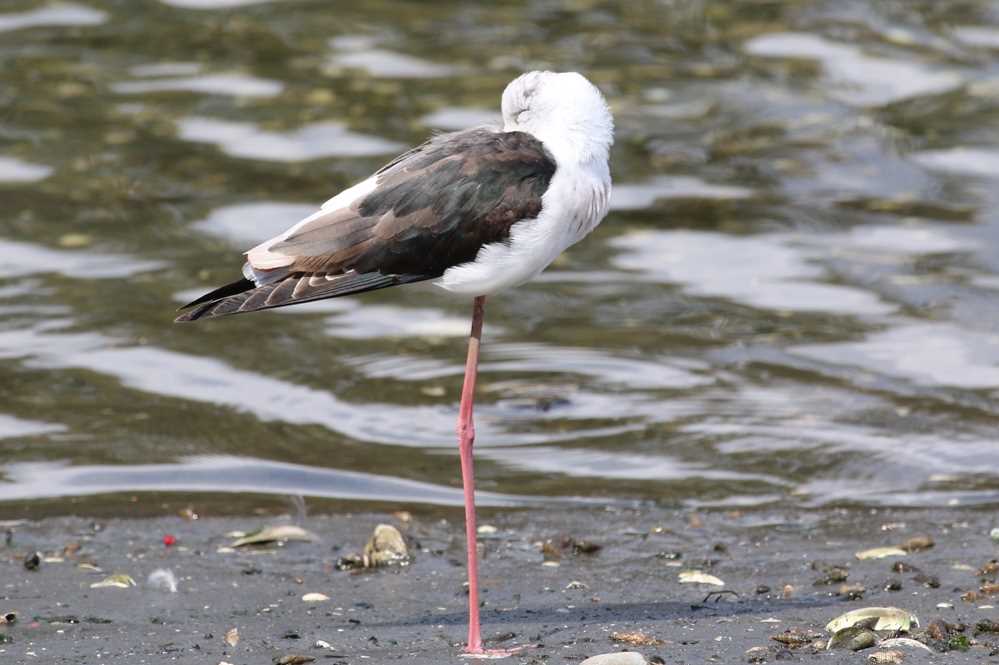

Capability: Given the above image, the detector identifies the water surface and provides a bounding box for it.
[2,0,999,515]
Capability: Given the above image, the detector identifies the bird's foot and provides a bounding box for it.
[459,645,530,659]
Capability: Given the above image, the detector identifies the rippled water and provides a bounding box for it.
[3,0,999,516]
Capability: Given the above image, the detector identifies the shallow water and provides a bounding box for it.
[2,0,999,516]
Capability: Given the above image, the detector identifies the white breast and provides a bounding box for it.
[434,158,611,296]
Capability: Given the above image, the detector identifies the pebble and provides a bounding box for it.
[23,552,41,571]
[848,630,878,651]
[990,527,999,543]
[363,524,409,567]
[745,646,768,663]
[579,652,647,665]
[301,593,330,603]
[147,569,178,593]
[868,650,904,664]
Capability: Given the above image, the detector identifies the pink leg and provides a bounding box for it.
[458,295,486,654]
[457,296,530,659]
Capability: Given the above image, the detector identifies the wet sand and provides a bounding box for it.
[2,506,998,664]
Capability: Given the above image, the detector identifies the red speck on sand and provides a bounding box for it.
[163,534,176,547]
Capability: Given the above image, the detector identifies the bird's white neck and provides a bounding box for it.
[505,120,611,173]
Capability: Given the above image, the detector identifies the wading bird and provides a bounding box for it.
[176,70,614,657]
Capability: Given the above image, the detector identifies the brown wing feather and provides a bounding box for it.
[176,128,555,322]
[267,128,556,277]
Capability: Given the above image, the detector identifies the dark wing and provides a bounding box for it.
[176,128,556,322]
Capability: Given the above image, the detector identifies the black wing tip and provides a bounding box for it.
[173,272,432,322]
[174,277,256,322]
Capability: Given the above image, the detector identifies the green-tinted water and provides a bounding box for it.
[2,0,999,516]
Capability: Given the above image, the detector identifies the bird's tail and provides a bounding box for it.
[175,271,430,322]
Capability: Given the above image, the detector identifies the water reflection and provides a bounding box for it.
[0,415,65,440]
[912,148,999,178]
[159,0,277,8]
[0,3,104,32]
[0,157,52,183]
[421,108,499,131]
[328,36,458,78]
[611,230,894,316]
[0,240,164,279]
[793,322,999,389]
[610,177,752,211]
[177,117,405,161]
[194,202,316,245]
[0,457,546,507]
[112,73,283,98]
[744,32,963,106]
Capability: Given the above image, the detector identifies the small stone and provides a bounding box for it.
[610,630,664,646]
[878,638,932,653]
[781,584,795,599]
[884,578,903,592]
[828,622,880,651]
[975,619,999,634]
[990,527,999,543]
[363,524,409,567]
[756,584,771,594]
[58,233,92,248]
[23,552,40,571]
[847,630,878,651]
[678,570,724,586]
[90,574,136,589]
[868,650,904,664]
[568,538,603,555]
[812,564,848,585]
[274,656,315,665]
[899,535,934,552]
[771,628,819,648]
[541,541,561,562]
[147,569,178,593]
[745,646,768,663]
[579,652,647,665]
[301,593,329,603]
[927,619,953,641]
[856,547,907,560]
[838,583,865,599]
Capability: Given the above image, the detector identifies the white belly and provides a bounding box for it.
[434,161,611,296]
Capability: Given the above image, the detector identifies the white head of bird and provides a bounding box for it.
[501,71,614,166]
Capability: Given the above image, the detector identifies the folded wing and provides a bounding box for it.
[176,128,556,321]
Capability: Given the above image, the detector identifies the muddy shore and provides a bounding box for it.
[2,506,998,664]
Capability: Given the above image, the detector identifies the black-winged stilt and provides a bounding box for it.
[176,70,614,657]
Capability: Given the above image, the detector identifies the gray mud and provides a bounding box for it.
[2,507,999,664]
